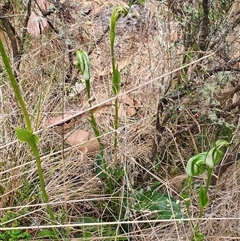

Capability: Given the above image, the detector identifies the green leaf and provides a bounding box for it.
[16,231,32,239]
[134,189,183,219]
[194,230,205,241]
[112,67,121,95]
[198,186,209,209]
[185,152,207,176]
[95,154,107,179]
[15,128,39,145]
[38,229,57,238]
[113,164,124,181]
[79,216,99,223]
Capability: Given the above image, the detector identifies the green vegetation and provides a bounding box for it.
[110,5,129,152]
[0,211,32,241]
[0,0,239,240]
[184,140,230,240]
[0,40,58,237]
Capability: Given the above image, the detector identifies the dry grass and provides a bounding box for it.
[0,0,240,240]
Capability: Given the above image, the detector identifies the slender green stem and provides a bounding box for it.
[29,141,55,223]
[110,30,119,151]
[0,40,57,236]
[0,41,32,132]
[76,50,114,193]
[110,6,128,152]
[185,140,229,241]
[114,98,119,149]
[88,112,113,192]
[185,176,192,216]
[205,167,213,194]
[198,167,213,219]
[185,176,196,232]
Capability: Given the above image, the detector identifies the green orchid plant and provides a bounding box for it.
[110,5,129,153]
[0,40,58,237]
[184,140,230,240]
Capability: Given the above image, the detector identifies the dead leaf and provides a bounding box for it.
[66,129,90,146]
[66,129,100,155]
[115,95,141,117]
[82,139,100,154]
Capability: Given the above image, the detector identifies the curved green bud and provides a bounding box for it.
[110,6,129,43]
[76,50,91,80]
[205,140,229,168]
[186,152,207,176]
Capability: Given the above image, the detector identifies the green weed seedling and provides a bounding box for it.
[184,140,229,241]
[38,229,59,240]
[0,40,58,238]
[77,216,127,240]
[0,211,32,241]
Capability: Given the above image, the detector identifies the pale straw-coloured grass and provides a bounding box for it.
[0,0,240,240]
